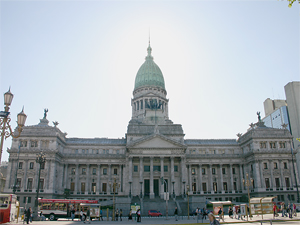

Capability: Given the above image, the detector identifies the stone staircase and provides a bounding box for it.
[141,196,177,216]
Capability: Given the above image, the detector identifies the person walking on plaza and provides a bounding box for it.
[80,210,83,221]
[202,208,207,220]
[71,207,75,221]
[228,206,233,218]
[115,208,119,221]
[208,213,220,225]
[281,202,287,217]
[100,209,103,221]
[84,208,91,223]
[128,209,133,221]
[237,207,241,220]
[136,209,141,222]
[288,203,293,218]
[120,209,123,221]
[218,207,224,222]
[273,203,277,218]
[174,207,178,221]
[26,207,31,224]
[233,205,236,219]
[293,203,297,217]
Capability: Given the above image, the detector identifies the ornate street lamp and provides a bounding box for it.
[109,178,120,221]
[33,151,46,219]
[243,173,253,220]
[0,88,27,164]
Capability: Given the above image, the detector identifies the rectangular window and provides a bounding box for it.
[164,165,168,172]
[70,182,75,191]
[223,182,228,191]
[75,149,78,154]
[39,179,44,190]
[81,182,85,192]
[18,162,23,169]
[103,168,107,175]
[260,142,267,148]
[144,166,150,172]
[92,168,96,175]
[264,163,268,169]
[291,195,295,201]
[20,140,27,147]
[232,167,236,174]
[233,182,237,191]
[265,178,270,189]
[23,197,27,204]
[106,149,109,154]
[202,183,207,192]
[279,142,286,148]
[40,162,45,170]
[27,197,31,203]
[275,178,280,188]
[202,168,206,175]
[102,183,107,192]
[285,177,290,188]
[269,142,276,149]
[29,162,34,169]
[192,183,196,192]
[71,168,75,175]
[82,168,86,175]
[116,150,119,154]
[153,166,161,172]
[92,183,96,192]
[191,168,195,175]
[213,182,217,192]
[27,178,33,190]
[134,165,138,172]
[16,178,21,189]
[212,168,216,175]
[82,149,85,154]
[274,162,278,169]
[284,162,288,169]
[31,141,38,147]
[222,168,226,175]
[174,165,178,172]
[113,168,118,175]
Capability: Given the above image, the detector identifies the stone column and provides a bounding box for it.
[4,158,13,191]
[108,164,112,193]
[150,157,154,198]
[160,157,164,197]
[229,164,234,192]
[269,160,274,189]
[47,159,51,190]
[86,164,90,193]
[49,160,57,192]
[23,160,28,191]
[259,161,265,188]
[171,157,174,195]
[279,160,284,188]
[198,164,202,192]
[129,157,133,182]
[239,164,243,191]
[75,164,79,193]
[139,157,143,195]
[188,164,192,192]
[254,161,261,188]
[97,164,101,193]
[119,164,122,193]
[209,164,213,193]
[220,164,223,192]
[181,157,186,195]
[64,164,68,189]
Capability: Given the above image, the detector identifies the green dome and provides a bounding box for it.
[134,44,165,90]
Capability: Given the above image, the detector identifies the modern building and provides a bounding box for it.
[262,81,300,181]
[3,44,300,213]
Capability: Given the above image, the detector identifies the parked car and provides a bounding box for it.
[148,210,162,217]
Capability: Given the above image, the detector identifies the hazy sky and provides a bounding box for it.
[0,0,299,162]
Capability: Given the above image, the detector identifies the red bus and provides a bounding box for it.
[38,199,98,221]
[0,194,18,224]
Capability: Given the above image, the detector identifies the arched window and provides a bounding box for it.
[134,102,136,111]
[137,101,139,110]
[141,100,143,109]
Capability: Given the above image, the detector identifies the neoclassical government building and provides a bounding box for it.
[4,43,299,209]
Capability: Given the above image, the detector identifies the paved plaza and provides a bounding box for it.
[10,214,300,225]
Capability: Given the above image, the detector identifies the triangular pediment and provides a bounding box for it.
[127,134,186,149]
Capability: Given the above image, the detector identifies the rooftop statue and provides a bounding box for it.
[257,111,261,122]
[43,108,48,119]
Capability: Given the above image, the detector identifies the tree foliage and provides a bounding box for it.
[288,0,300,8]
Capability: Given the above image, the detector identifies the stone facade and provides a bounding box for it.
[3,44,300,208]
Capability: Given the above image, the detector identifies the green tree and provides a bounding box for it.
[288,0,300,8]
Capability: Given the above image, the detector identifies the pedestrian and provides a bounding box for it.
[80,209,83,221]
[174,207,178,221]
[120,209,123,221]
[197,207,201,222]
[202,208,207,220]
[71,207,75,221]
[288,203,293,218]
[26,207,31,224]
[233,205,236,219]
[208,213,220,225]
[293,203,297,217]
[218,207,224,222]
[228,206,233,218]
[273,203,277,218]
[281,202,287,217]
[40,211,46,221]
[237,207,241,220]
[29,208,33,223]
[137,209,141,222]
[115,208,119,221]
[84,208,91,223]
[128,209,133,221]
